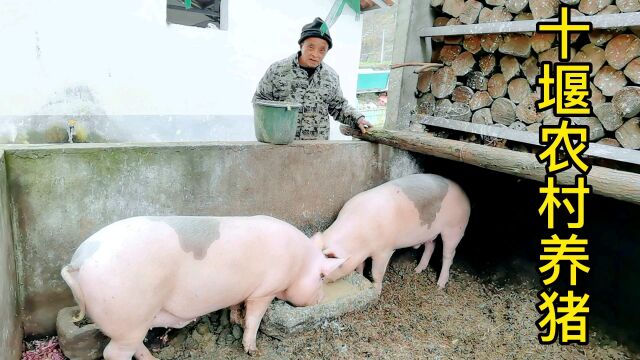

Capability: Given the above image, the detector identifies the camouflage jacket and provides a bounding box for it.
[253,52,364,140]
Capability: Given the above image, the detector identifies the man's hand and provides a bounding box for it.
[357,117,373,134]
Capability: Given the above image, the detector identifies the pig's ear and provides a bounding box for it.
[311,233,324,250]
[321,257,347,277]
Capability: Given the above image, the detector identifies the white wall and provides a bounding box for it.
[0,0,362,139]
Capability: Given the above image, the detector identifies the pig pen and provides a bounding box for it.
[1,138,639,359]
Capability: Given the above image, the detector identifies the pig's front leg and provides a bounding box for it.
[371,250,394,293]
[242,296,275,356]
[415,237,437,274]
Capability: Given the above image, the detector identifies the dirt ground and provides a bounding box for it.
[24,252,638,360]
[151,252,636,360]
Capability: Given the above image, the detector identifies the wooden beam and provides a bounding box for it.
[418,12,640,37]
[340,125,640,205]
[419,115,640,166]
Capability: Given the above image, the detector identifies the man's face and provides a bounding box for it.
[299,37,329,68]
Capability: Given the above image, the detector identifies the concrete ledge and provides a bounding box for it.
[260,272,379,339]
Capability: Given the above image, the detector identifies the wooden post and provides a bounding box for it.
[338,125,640,205]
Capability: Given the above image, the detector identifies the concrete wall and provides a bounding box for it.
[4,141,387,335]
[0,151,22,360]
[0,0,361,140]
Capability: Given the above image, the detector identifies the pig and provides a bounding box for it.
[312,173,470,291]
[61,215,345,359]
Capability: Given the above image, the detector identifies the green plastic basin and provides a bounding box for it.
[253,100,301,145]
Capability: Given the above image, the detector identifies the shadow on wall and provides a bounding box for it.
[409,153,640,352]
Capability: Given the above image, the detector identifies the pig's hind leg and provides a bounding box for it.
[437,228,464,289]
[103,328,156,360]
[415,235,438,274]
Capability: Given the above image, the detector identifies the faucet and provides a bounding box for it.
[67,119,76,143]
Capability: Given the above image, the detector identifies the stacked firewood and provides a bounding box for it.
[415,0,640,150]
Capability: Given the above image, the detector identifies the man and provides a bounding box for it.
[253,17,372,140]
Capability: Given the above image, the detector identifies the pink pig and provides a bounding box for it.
[61,215,345,359]
[312,173,470,291]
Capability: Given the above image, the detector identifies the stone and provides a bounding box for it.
[260,272,378,339]
[57,306,109,360]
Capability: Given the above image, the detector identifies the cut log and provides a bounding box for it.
[597,137,622,147]
[478,7,493,23]
[467,71,489,90]
[589,30,616,47]
[591,82,606,106]
[431,46,442,63]
[572,44,606,76]
[527,123,543,132]
[431,67,458,98]
[615,117,640,149]
[452,51,476,76]
[452,86,475,104]
[594,102,624,131]
[605,34,640,70]
[469,91,494,110]
[509,121,527,131]
[515,12,534,20]
[506,0,528,13]
[516,94,545,124]
[459,0,483,24]
[530,0,560,19]
[531,32,555,54]
[624,57,640,84]
[572,117,606,141]
[444,18,464,45]
[500,55,521,81]
[443,0,466,17]
[594,65,628,96]
[488,73,508,98]
[522,56,539,86]
[448,102,473,122]
[463,35,482,54]
[491,98,517,125]
[612,86,640,118]
[579,0,613,14]
[435,99,453,117]
[439,45,462,66]
[432,17,450,43]
[472,108,493,124]
[499,34,532,58]
[479,54,496,76]
[417,93,436,115]
[416,70,435,96]
[508,78,532,104]
[616,0,640,12]
[481,34,503,53]
[597,4,621,14]
[490,6,514,22]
